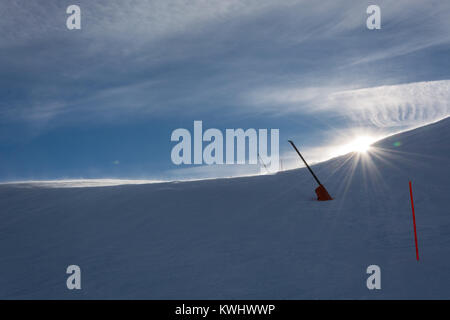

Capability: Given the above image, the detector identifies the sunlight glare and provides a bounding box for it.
[341,136,376,154]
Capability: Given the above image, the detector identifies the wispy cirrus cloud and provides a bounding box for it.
[325,80,450,128]
[245,80,450,129]
[1,0,449,128]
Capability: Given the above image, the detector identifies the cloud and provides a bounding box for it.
[245,80,450,128]
[0,0,297,48]
[324,80,450,128]
[1,0,449,130]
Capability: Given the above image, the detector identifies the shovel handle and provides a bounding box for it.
[288,140,322,186]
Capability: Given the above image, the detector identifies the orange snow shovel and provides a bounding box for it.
[288,140,333,201]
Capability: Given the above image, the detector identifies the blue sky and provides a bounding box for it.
[0,0,449,181]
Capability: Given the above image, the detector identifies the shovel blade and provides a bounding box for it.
[315,184,333,201]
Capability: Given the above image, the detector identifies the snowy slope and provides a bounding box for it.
[0,117,449,299]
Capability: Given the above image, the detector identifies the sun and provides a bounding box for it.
[336,136,377,155]
[346,136,375,153]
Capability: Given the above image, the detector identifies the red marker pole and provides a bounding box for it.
[409,181,420,261]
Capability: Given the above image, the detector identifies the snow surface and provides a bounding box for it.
[1,117,449,299]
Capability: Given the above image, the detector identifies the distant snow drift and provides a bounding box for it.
[1,179,165,188]
[0,117,449,299]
